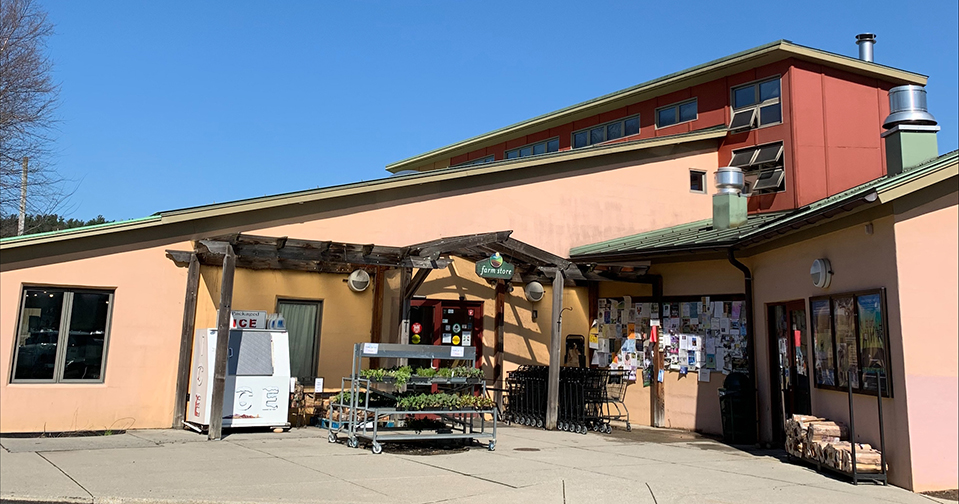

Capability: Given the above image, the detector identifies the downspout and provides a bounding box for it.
[727,247,760,445]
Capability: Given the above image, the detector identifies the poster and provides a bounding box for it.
[834,296,859,388]
[857,293,885,392]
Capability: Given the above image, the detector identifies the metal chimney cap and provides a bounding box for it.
[856,33,876,62]
[883,84,937,129]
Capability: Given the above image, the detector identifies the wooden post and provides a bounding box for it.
[172,254,201,428]
[546,269,564,430]
[493,280,506,409]
[651,278,665,428]
[208,245,236,441]
[651,325,665,427]
[369,267,386,369]
[396,268,411,367]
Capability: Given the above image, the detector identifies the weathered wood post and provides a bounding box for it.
[546,269,564,430]
[172,253,200,428]
[209,245,236,440]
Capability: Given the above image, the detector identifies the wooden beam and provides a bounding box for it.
[403,268,431,300]
[198,239,233,256]
[208,245,236,441]
[165,250,194,266]
[494,280,506,410]
[369,267,386,369]
[409,230,512,257]
[172,254,200,428]
[546,269,564,430]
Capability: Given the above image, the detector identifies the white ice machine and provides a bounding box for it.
[187,328,291,429]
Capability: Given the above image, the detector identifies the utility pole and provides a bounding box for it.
[18,157,28,236]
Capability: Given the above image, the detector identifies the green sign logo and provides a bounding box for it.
[475,253,514,279]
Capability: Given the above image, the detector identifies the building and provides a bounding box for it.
[1,37,954,492]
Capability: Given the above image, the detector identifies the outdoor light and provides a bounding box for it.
[524,281,545,302]
[347,269,371,292]
[810,258,833,289]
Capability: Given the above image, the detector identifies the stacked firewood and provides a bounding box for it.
[784,414,886,473]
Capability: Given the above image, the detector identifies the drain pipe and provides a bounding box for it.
[728,247,760,445]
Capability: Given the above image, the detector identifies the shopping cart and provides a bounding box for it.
[602,369,631,432]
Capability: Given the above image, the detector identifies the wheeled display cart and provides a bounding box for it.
[327,343,497,454]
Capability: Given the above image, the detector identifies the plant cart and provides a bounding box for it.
[328,343,497,454]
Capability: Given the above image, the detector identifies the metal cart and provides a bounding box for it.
[328,343,497,454]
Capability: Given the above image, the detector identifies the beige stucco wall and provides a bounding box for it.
[193,266,375,391]
[892,189,958,492]
[249,150,720,258]
[748,212,913,488]
[0,242,192,433]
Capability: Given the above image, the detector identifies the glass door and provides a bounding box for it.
[767,300,811,444]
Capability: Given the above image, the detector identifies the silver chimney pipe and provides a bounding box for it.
[856,33,876,62]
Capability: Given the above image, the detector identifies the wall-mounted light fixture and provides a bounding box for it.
[347,270,371,292]
[810,258,833,289]
[524,281,545,302]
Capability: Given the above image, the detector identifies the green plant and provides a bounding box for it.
[415,367,437,378]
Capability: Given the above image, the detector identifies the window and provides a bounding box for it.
[657,99,698,128]
[689,170,706,193]
[505,138,559,159]
[453,155,495,167]
[729,77,781,131]
[277,300,322,380]
[12,287,114,382]
[810,289,891,396]
[729,141,785,195]
[572,115,640,149]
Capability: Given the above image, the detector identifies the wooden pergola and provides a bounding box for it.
[165,230,581,438]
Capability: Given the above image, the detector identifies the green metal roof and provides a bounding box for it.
[569,212,787,258]
[570,150,959,260]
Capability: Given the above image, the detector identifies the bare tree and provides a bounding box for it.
[0,0,68,223]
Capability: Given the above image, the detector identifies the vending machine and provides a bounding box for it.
[187,328,291,429]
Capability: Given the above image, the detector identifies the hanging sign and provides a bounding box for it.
[475,252,514,279]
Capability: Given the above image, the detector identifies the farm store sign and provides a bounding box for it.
[475,253,514,280]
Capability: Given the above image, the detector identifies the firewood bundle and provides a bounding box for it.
[784,414,886,474]
[784,414,824,458]
[823,442,887,473]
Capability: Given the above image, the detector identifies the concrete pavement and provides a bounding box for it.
[0,425,951,504]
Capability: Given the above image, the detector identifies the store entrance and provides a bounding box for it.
[767,300,812,445]
[409,299,483,370]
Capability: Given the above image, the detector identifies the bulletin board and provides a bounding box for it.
[591,295,751,384]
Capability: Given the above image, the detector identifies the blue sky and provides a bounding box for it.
[39,0,959,221]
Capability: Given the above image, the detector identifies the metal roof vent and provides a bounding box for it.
[883,85,938,129]
[856,33,876,62]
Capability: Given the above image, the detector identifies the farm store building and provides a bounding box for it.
[0,38,955,492]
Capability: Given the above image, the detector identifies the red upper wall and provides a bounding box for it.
[449,57,898,214]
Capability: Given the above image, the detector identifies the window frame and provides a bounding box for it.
[656,99,698,129]
[10,286,115,384]
[505,137,560,160]
[276,298,323,381]
[730,141,786,195]
[571,115,640,149]
[809,288,892,397]
[729,76,782,131]
[689,169,707,193]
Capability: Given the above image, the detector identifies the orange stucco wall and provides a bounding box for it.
[250,151,720,257]
[0,242,192,433]
[748,213,912,488]
[892,190,959,492]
